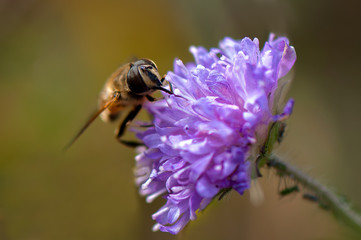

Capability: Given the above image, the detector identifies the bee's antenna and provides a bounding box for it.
[63,96,119,152]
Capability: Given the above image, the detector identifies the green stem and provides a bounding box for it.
[267,155,361,234]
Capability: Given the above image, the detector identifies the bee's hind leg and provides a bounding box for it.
[116,104,144,148]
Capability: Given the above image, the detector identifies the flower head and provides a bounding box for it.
[134,34,296,234]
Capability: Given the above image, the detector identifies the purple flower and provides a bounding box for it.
[134,34,296,234]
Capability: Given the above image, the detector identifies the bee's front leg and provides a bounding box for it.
[146,95,156,102]
[116,104,144,148]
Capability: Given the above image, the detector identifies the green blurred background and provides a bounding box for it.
[1,0,361,239]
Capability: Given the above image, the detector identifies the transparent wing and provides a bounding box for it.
[63,96,118,151]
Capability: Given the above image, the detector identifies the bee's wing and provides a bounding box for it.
[63,97,118,151]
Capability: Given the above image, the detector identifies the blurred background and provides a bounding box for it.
[0,0,360,239]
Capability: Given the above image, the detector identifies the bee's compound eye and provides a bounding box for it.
[127,64,150,95]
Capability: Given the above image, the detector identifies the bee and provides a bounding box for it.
[64,58,175,150]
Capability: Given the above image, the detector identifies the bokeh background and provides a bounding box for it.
[1,0,361,239]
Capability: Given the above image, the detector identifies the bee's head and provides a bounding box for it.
[127,59,163,95]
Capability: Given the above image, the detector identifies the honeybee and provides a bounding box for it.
[64,58,174,150]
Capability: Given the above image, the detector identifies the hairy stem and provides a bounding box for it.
[267,155,361,233]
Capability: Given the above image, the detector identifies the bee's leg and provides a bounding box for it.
[160,74,166,83]
[116,104,144,148]
[146,94,169,103]
[169,82,174,94]
[160,75,175,94]
[146,95,156,102]
[139,124,153,127]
